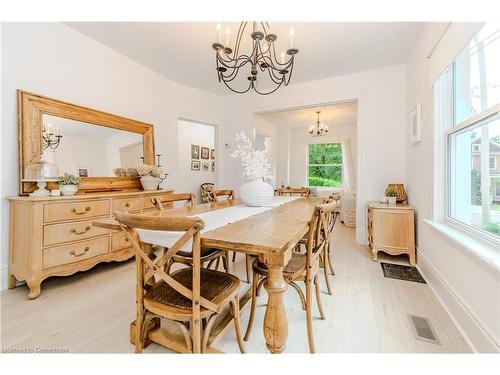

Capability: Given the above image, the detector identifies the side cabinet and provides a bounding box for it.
[367,202,415,266]
[8,189,173,299]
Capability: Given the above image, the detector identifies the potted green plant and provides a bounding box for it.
[136,164,163,191]
[58,173,81,196]
[386,186,398,205]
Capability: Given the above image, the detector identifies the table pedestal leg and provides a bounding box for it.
[262,262,288,354]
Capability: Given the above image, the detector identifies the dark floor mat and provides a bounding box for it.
[380,262,426,284]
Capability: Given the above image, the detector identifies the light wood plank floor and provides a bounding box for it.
[0,223,471,353]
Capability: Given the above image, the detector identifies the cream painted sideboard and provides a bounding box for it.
[367,202,416,266]
[7,189,173,299]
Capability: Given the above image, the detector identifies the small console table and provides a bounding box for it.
[367,201,416,266]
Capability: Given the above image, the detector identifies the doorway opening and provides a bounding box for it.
[176,119,217,203]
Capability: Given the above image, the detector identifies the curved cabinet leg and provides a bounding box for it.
[27,280,42,299]
[8,273,17,289]
[408,251,416,266]
[371,248,378,262]
[262,261,288,354]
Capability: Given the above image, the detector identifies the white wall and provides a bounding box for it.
[176,119,215,202]
[221,65,407,244]
[405,22,500,352]
[0,22,224,289]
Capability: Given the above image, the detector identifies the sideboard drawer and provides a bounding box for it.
[111,232,132,252]
[113,197,141,213]
[44,220,109,247]
[44,200,110,223]
[43,237,109,269]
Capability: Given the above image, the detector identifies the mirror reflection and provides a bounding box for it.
[42,114,144,177]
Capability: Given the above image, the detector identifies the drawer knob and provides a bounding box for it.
[125,203,131,208]
[71,226,91,235]
[71,207,91,215]
[70,246,90,256]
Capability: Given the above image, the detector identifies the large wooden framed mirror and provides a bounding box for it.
[18,90,155,195]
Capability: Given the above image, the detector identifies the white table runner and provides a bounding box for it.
[137,196,299,251]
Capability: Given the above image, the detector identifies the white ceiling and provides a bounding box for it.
[66,22,423,95]
[257,101,357,129]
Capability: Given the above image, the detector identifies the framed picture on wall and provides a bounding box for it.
[211,161,215,172]
[191,144,200,159]
[77,168,88,177]
[191,160,200,171]
[210,148,215,159]
[410,102,422,144]
[202,162,209,171]
[201,147,210,159]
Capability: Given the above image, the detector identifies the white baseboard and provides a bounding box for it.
[0,266,8,291]
[417,251,500,353]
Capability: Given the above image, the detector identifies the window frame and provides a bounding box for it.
[306,142,343,188]
[490,156,496,170]
[445,102,500,246]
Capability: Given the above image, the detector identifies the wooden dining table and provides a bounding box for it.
[93,196,321,353]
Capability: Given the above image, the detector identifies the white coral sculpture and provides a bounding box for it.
[230,131,272,180]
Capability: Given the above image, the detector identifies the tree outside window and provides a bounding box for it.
[308,143,342,187]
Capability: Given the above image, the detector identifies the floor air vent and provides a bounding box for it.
[408,315,440,345]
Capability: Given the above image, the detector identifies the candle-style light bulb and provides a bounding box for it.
[225,26,230,46]
[216,22,222,43]
[289,27,294,48]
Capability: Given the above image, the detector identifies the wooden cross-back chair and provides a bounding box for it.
[324,193,341,273]
[115,211,246,354]
[293,192,340,295]
[151,193,195,210]
[213,189,235,201]
[150,194,228,273]
[277,187,311,197]
[244,201,337,353]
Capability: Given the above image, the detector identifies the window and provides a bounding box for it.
[490,156,497,170]
[444,22,500,241]
[307,143,342,187]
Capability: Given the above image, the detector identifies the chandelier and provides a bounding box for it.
[309,111,328,137]
[212,22,298,95]
[42,125,62,150]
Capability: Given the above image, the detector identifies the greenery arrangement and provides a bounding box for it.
[58,173,81,185]
[386,186,398,197]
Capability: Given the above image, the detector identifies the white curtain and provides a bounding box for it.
[341,139,356,191]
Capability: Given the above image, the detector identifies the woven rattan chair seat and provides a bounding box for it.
[255,253,307,277]
[145,268,239,310]
[174,247,221,259]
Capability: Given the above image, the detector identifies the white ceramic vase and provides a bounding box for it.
[59,184,78,196]
[239,178,274,207]
[140,175,160,191]
[387,196,397,205]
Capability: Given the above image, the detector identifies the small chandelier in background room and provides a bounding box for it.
[42,124,62,150]
[212,22,298,95]
[310,111,328,137]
